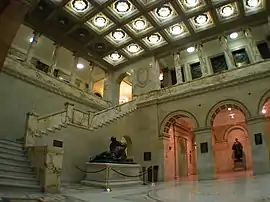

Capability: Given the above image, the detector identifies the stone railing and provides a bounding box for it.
[2,55,111,110]
[27,145,64,193]
[137,60,270,106]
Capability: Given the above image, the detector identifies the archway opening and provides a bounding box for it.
[211,105,253,177]
[163,115,197,181]
[120,136,133,160]
[117,73,132,105]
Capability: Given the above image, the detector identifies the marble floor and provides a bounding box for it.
[2,173,270,202]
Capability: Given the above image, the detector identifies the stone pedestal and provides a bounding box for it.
[81,163,142,188]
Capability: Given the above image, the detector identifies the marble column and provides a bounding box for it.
[173,52,183,84]
[247,116,270,175]
[50,43,60,76]
[69,54,79,85]
[25,31,40,64]
[244,28,263,62]
[219,36,236,69]
[103,71,118,105]
[0,0,37,68]
[195,127,215,180]
[197,43,208,76]
[183,63,192,82]
[87,62,94,93]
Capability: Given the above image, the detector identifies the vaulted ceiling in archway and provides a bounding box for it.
[25,0,269,69]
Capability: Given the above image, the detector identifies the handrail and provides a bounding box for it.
[94,98,137,116]
[37,110,66,121]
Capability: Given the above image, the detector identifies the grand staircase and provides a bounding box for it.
[0,139,40,192]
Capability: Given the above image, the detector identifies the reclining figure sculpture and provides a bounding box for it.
[89,136,134,164]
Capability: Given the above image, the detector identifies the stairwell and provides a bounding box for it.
[0,139,40,192]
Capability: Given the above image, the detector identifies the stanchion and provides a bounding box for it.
[151,165,155,187]
[142,167,147,185]
[104,165,111,192]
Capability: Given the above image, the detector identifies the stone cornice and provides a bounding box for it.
[247,115,270,124]
[2,57,111,110]
[137,60,270,108]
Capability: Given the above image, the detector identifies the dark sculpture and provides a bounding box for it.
[89,136,134,164]
[232,138,243,162]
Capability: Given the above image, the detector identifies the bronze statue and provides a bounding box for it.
[232,138,243,162]
[89,136,134,164]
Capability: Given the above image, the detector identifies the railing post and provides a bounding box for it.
[65,102,74,124]
[24,112,38,148]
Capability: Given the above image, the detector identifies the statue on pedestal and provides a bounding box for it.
[89,136,134,164]
[232,138,243,162]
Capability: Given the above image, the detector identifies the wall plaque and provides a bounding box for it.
[144,152,151,161]
[254,133,263,145]
[200,142,208,153]
[53,140,63,148]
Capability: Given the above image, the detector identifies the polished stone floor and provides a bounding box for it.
[2,173,270,202]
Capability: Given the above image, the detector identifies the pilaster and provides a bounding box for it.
[103,71,118,105]
[219,36,236,69]
[247,115,270,175]
[173,52,183,84]
[25,31,40,64]
[197,43,208,76]
[50,43,60,76]
[88,62,94,93]
[195,127,215,180]
[69,54,79,85]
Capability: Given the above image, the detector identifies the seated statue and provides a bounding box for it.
[89,136,134,164]
[232,138,243,162]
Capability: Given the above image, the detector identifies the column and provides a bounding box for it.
[87,62,94,93]
[173,52,183,84]
[69,54,79,86]
[196,43,208,76]
[244,28,263,62]
[195,127,215,180]
[219,36,236,69]
[247,116,270,175]
[183,63,192,82]
[0,0,36,68]
[25,31,40,64]
[103,71,118,105]
[49,43,60,76]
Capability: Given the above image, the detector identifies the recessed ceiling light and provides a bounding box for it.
[112,30,125,40]
[147,34,161,44]
[114,0,132,13]
[220,5,234,17]
[187,46,195,53]
[93,16,107,27]
[128,44,140,53]
[133,19,146,30]
[246,0,260,8]
[156,5,172,18]
[77,63,84,69]
[170,25,183,35]
[184,0,199,8]
[229,32,238,39]
[71,0,89,12]
[194,14,209,25]
[228,107,232,111]
[110,52,122,61]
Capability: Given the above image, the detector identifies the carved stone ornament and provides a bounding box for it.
[136,68,149,87]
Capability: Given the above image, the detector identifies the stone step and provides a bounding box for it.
[0,174,38,183]
[0,161,34,173]
[0,142,24,152]
[0,168,36,178]
[0,180,40,191]
[0,147,25,157]
[0,139,23,148]
[0,153,29,162]
[0,157,30,168]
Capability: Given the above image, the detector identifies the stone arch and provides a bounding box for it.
[160,110,199,138]
[257,89,270,114]
[223,125,248,141]
[205,99,251,127]
[116,72,130,84]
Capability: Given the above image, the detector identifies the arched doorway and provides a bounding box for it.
[117,72,132,105]
[211,104,253,177]
[120,135,133,159]
[161,113,198,181]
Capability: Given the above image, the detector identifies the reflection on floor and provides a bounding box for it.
[2,173,270,202]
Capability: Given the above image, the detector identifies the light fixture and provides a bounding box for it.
[71,0,89,12]
[220,5,234,17]
[229,113,235,119]
[77,63,84,69]
[133,19,146,30]
[112,30,125,40]
[159,72,164,81]
[29,37,34,43]
[156,5,172,18]
[110,52,122,61]
[170,25,183,35]
[184,0,199,8]
[59,77,64,80]
[119,96,129,104]
[114,0,132,13]
[228,107,232,111]
[187,46,195,53]
[93,15,107,27]
[229,32,238,39]
[127,44,140,53]
[194,14,208,25]
[147,34,161,44]
[246,0,260,8]
[262,108,267,114]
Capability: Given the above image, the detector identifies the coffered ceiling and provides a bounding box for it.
[25,0,270,70]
